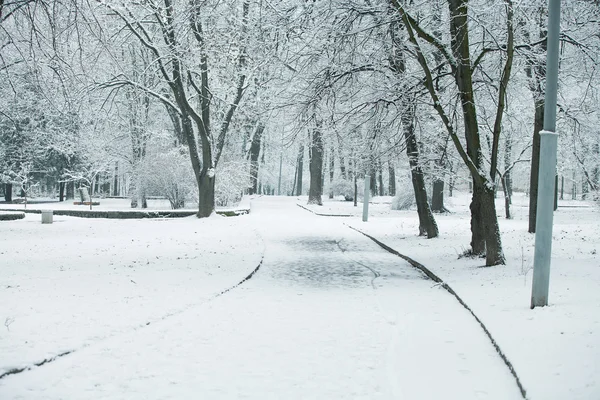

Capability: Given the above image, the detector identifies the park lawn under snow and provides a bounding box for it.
[1,197,523,400]
[0,194,597,399]
[0,213,263,377]
[304,191,600,400]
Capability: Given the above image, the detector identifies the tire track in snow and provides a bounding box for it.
[0,230,267,381]
[347,225,528,400]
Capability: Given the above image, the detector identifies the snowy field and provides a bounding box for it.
[0,194,598,399]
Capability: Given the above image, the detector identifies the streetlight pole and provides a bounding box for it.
[531,0,561,309]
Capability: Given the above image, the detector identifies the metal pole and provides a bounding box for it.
[531,0,561,309]
[362,175,370,222]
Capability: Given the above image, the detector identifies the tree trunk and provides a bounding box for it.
[113,162,119,196]
[528,99,544,232]
[431,179,446,212]
[248,123,264,195]
[560,175,564,200]
[504,128,513,202]
[404,111,438,238]
[329,148,334,199]
[377,162,384,196]
[308,125,324,205]
[296,144,304,196]
[370,171,377,197]
[197,173,215,218]
[501,175,511,219]
[388,160,396,196]
[66,181,75,200]
[4,183,12,202]
[480,185,505,266]
[59,182,65,202]
[470,179,486,255]
[353,174,358,207]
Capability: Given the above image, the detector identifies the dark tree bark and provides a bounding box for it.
[560,175,564,200]
[248,123,264,195]
[404,114,438,238]
[59,182,65,202]
[66,181,74,200]
[353,174,358,207]
[528,100,544,232]
[501,175,511,219]
[370,172,377,197]
[4,183,12,202]
[377,161,384,196]
[295,144,304,196]
[431,179,446,213]
[388,160,396,196]
[112,162,119,196]
[308,124,324,205]
[329,148,334,199]
[338,136,347,180]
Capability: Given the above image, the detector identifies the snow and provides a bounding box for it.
[341,192,600,400]
[0,194,597,399]
[0,214,263,377]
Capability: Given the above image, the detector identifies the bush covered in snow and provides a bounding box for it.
[139,148,195,209]
[331,178,355,201]
[391,176,415,210]
[215,161,250,207]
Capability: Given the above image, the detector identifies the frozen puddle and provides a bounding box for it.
[0,197,522,399]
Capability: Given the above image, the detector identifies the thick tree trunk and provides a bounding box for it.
[59,182,65,202]
[370,164,377,196]
[308,126,324,205]
[296,144,304,196]
[388,161,396,196]
[248,123,264,195]
[470,179,486,255]
[197,173,215,218]
[528,99,544,232]
[66,181,75,200]
[431,179,446,212]
[4,183,12,202]
[480,186,505,266]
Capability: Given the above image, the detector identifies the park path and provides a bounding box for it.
[0,197,522,399]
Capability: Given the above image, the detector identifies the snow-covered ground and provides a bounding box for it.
[0,197,251,212]
[1,193,597,399]
[305,192,599,400]
[0,214,263,377]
